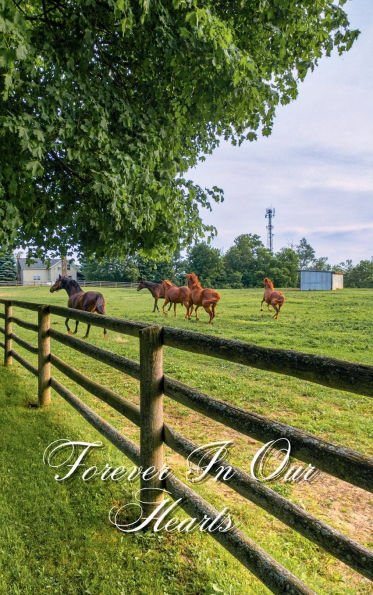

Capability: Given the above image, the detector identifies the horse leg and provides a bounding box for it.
[162,299,169,315]
[194,306,199,321]
[73,320,79,334]
[203,304,213,324]
[211,303,216,321]
[260,297,265,311]
[65,318,72,334]
[272,305,279,319]
[168,302,172,311]
[153,298,157,313]
[174,303,177,317]
[97,311,108,339]
[83,324,91,339]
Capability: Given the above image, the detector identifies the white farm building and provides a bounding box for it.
[17,258,78,285]
[299,270,344,291]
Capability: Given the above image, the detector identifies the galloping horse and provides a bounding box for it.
[136,279,172,313]
[50,275,107,338]
[260,277,285,319]
[186,273,221,324]
[161,280,193,318]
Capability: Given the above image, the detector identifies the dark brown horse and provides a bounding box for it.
[136,279,172,312]
[260,277,285,319]
[186,273,221,324]
[50,276,107,338]
[161,280,193,318]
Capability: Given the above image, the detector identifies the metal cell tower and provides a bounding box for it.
[265,208,275,253]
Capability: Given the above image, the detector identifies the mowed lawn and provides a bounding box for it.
[0,285,372,595]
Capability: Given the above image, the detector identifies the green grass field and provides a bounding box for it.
[0,286,372,594]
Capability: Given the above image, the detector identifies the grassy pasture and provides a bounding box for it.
[0,285,372,595]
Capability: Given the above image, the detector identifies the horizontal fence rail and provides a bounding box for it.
[0,281,137,288]
[162,327,373,399]
[164,473,316,595]
[163,425,373,580]
[163,376,372,492]
[50,354,141,426]
[10,316,39,332]
[80,281,137,288]
[4,300,373,398]
[11,332,38,354]
[10,348,38,377]
[0,297,372,593]
[50,376,141,466]
[49,328,140,379]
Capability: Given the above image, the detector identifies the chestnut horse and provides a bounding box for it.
[50,275,107,338]
[260,277,285,319]
[137,279,172,313]
[186,273,221,324]
[161,280,193,318]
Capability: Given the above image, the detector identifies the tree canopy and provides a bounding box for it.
[0,0,358,259]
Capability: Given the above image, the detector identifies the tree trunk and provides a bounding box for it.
[61,256,68,276]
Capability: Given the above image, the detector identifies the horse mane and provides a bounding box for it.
[64,278,83,292]
[264,277,274,290]
[140,280,159,287]
[187,273,202,289]
[162,279,173,287]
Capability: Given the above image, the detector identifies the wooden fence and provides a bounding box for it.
[0,281,137,288]
[0,298,372,594]
[79,281,137,288]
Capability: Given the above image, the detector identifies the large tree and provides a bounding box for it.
[273,247,299,286]
[344,260,373,288]
[0,1,358,258]
[187,242,224,287]
[224,234,271,287]
[296,238,316,269]
[0,250,17,281]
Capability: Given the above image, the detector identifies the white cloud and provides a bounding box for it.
[190,0,373,264]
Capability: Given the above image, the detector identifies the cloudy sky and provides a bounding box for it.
[190,0,373,265]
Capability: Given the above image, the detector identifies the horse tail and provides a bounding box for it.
[202,290,221,306]
[276,293,285,309]
[95,294,106,315]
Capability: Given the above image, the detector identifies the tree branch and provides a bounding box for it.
[48,150,87,183]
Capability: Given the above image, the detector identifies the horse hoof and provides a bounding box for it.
[104,334,109,340]
[68,331,73,335]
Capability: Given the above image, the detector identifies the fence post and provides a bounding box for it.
[4,301,12,367]
[38,305,51,407]
[139,325,164,523]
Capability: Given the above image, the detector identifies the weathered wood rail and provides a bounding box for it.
[0,298,372,594]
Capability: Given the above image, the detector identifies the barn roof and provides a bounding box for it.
[298,270,344,274]
[18,258,60,270]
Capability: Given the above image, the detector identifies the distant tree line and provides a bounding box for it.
[1,238,372,287]
[78,236,373,288]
